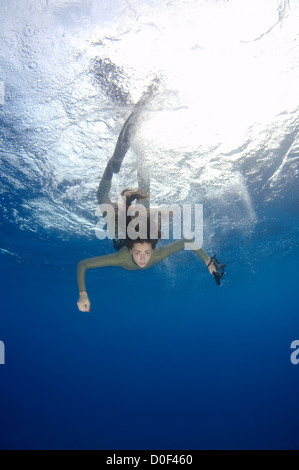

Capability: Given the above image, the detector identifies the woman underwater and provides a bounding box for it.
[77,86,225,312]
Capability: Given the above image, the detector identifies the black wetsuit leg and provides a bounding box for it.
[96,111,136,205]
[96,107,149,251]
[96,79,160,205]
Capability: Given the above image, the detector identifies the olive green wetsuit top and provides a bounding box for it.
[77,238,210,293]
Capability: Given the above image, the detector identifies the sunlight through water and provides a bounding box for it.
[0,0,299,252]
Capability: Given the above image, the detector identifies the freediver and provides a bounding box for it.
[77,84,225,312]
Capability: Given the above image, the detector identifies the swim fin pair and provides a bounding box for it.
[207,254,226,286]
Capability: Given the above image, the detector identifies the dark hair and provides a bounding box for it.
[115,188,161,250]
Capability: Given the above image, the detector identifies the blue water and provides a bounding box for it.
[1,0,299,450]
[1,220,299,450]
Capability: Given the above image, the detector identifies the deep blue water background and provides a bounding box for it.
[1,213,299,450]
[1,0,299,451]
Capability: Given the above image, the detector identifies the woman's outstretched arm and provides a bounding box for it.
[156,238,210,264]
[155,238,225,284]
[76,252,121,311]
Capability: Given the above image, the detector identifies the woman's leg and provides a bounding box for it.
[96,112,135,205]
[137,153,150,208]
[96,79,160,206]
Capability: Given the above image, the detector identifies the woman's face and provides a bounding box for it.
[130,242,153,268]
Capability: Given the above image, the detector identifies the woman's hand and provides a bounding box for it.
[77,291,91,312]
[207,260,217,276]
[206,256,225,286]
